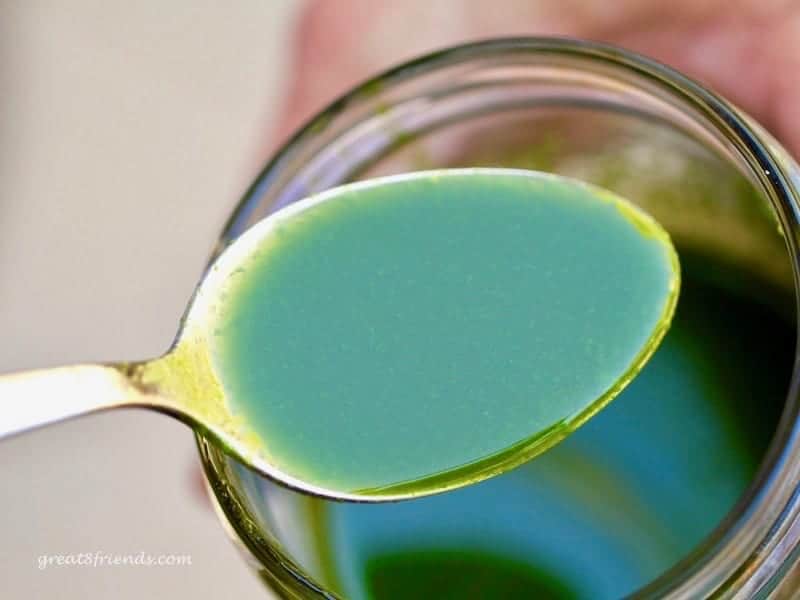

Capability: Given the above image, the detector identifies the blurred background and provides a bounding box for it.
[0,2,297,598]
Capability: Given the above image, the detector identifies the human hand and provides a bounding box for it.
[274,0,800,156]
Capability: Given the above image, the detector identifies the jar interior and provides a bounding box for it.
[201,53,798,599]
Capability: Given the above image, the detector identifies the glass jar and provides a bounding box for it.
[197,38,800,598]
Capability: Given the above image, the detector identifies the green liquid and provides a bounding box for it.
[365,549,577,599]
[295,268,790,599]
[211,171,677,493]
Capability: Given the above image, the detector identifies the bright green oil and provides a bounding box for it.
[210,170,678,494]
[365,549,577,599]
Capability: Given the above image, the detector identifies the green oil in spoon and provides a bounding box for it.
[0,168,679,503]
[198,168,680,498]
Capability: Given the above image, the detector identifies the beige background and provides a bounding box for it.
[0,2,298,597]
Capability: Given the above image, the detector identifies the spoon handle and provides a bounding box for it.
[0,364,150,440]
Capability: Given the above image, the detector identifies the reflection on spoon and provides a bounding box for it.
[0,169,679,502]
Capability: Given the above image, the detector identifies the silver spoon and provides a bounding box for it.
[0,169,680,502]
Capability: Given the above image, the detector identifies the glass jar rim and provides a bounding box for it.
[202,36,800,598]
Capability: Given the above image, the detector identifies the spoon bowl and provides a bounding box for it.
[0,168,679,502]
